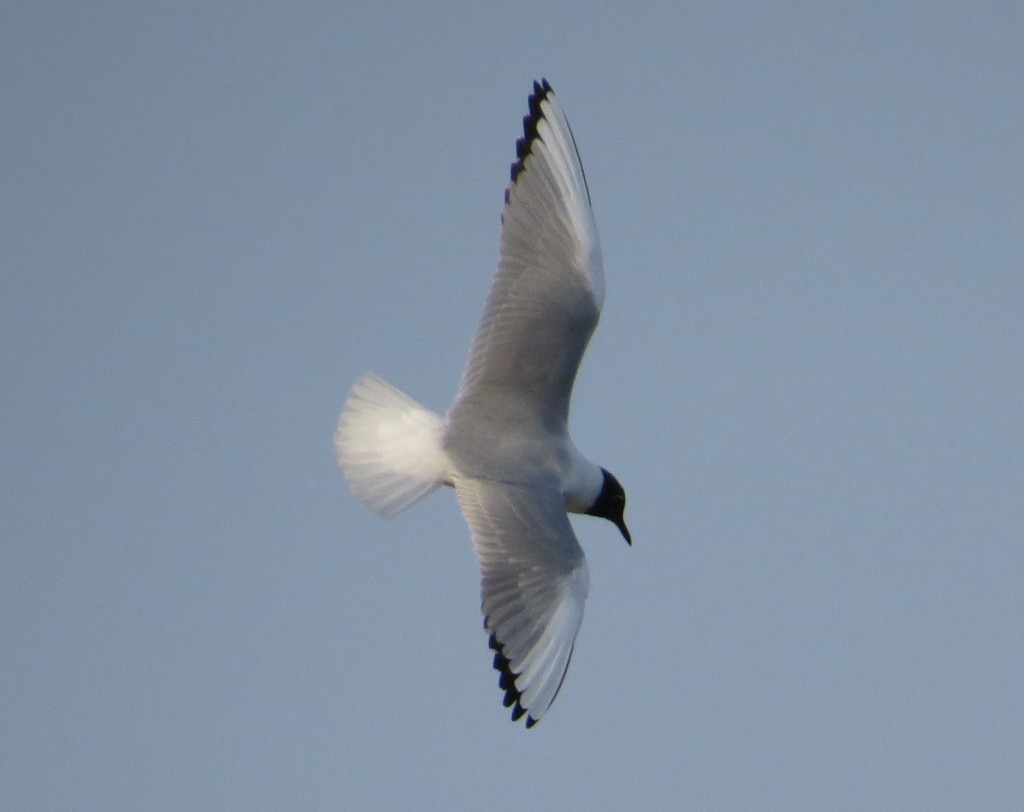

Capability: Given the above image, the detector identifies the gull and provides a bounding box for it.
[335,79,630,727]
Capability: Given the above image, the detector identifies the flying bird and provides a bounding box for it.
[335,79,630,727]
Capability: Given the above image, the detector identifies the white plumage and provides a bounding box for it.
[335,80,630,727]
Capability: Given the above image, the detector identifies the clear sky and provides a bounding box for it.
[3,2,1023,810]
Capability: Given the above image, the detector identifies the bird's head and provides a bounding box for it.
[586,468,631,545]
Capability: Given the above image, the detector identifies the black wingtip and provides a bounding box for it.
[509,79,556,186]
[486,624,538,728]
[504,78,590,211]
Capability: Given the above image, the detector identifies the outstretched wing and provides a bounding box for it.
[453,79,604,433]
[454,475,590,727]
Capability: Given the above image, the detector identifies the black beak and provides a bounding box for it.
[617,518,632,546]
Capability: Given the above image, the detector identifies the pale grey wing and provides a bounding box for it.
[453,80,604,432]
[454,475,590,728]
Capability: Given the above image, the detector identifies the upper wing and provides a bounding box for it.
[454,475,590,727]
[453,80,604,433]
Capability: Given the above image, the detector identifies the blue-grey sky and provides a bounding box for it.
[4,3,1023,810]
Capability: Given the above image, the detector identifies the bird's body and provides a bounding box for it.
[335,80,629,727]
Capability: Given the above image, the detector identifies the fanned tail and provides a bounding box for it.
[334,373,447,518]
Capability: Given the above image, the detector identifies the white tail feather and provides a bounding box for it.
[334,373,447,518]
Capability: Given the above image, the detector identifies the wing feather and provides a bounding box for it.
[453,80,604,433]
[454,476,590,727]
